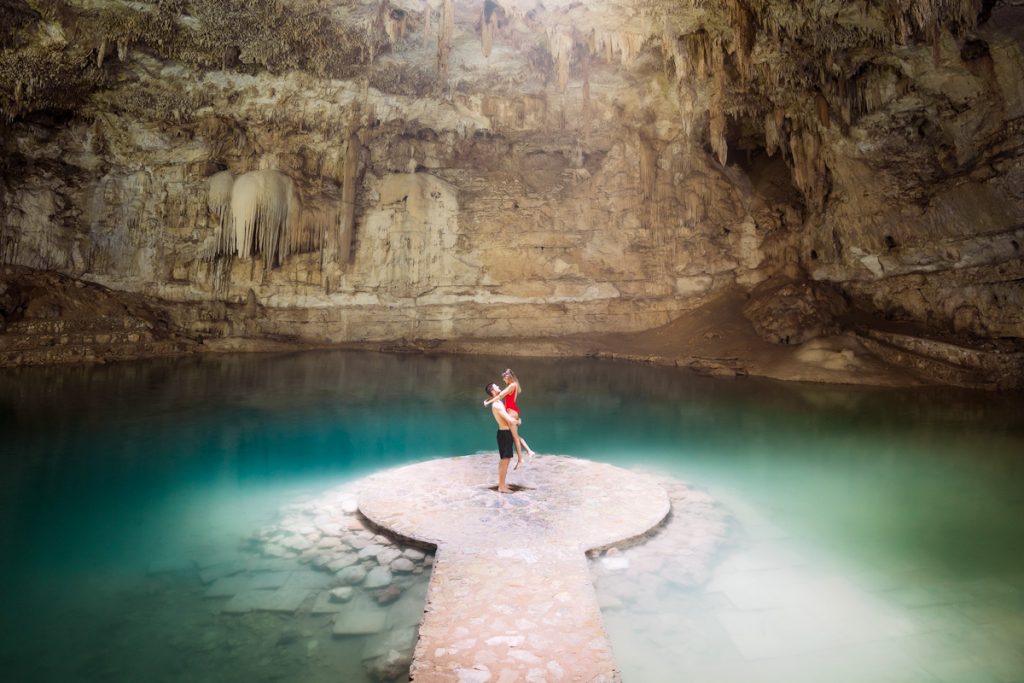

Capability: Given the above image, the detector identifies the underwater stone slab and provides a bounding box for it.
[199,560,247,584]
[248,571,292,590]
[361,626,417,661]
[310,591,346,614]
[222,587,311,614]
[358,454,670,682]
[204,575,253,598]
[285,570,334,590]
[333,607,388,636]
[247,558,296,572]
[195,553,245,570]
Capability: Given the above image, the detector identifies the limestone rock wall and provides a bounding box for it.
[0,0,1022,368]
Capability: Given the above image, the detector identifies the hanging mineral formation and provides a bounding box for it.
[709,40,728,166]
[338,133,360,265]
[549,30,574,92]
[437,0,454,84]
[481,1,499,58]
[230,170,295,269]
[207,170,235,256]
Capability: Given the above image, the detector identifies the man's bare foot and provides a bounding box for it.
[498,486,512,493]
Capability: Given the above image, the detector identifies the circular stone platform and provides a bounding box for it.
[358,454,670,683]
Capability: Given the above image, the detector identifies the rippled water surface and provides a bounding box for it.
[1,351,1022,682]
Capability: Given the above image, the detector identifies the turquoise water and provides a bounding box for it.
[1,351,1022,682]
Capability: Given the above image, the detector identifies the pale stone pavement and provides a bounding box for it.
[358,455,671,682]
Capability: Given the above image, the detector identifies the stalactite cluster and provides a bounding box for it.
[437,0,454,84]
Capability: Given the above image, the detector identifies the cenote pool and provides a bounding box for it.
[1,351,1022,683]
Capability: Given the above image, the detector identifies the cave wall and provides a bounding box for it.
[0,0,1021,347]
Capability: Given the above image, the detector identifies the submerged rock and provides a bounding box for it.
[364,566,393,589]
[390,557,416,573]
[335,565,368,586]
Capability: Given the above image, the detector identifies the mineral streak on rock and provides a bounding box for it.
[358,454,678,682]
[0,1,1022,388]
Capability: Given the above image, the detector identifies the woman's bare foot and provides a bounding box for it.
[514,456,524,470]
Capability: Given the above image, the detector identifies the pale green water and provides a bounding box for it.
[0,351,1022,682]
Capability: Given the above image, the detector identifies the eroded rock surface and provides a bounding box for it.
[1,1,1022,387]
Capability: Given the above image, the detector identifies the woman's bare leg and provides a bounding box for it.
[507,411,524,471]
[510,410,535,458]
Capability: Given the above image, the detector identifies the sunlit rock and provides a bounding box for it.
[0,1,1021,387]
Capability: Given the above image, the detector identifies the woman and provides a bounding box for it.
[484,368,535,466]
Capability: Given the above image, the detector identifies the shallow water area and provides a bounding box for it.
[1,350,1023,682]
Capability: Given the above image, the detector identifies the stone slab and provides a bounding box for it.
[204,575,253,598]
[359,454,670,682]
[198,560,247,584]
[310,591,346,614]
[221,587,311,614]
[333,607,388,636]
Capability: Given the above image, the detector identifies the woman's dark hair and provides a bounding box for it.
[485,383,498,395]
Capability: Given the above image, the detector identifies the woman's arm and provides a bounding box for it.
[483,383,515,406]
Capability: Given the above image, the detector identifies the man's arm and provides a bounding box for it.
[492,402,520,426]
[483,383,515,406]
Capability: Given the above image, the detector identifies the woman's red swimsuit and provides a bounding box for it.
[503,387,519,414]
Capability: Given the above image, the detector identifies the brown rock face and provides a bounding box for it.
[0,1,1021,386]
[743,279,848,346]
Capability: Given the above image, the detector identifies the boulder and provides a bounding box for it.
[364,566,393,589]
[743,278,848,345]
[390,557,416,573]
[336,565,368,586]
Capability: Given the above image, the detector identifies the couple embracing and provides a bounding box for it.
[483,368,536,493]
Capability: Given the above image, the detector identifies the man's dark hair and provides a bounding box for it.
[485,383,498,395]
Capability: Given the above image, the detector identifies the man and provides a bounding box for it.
[486,382,520,493]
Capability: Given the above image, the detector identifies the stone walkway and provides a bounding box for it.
[358,454,671,683]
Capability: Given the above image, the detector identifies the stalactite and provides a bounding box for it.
[764,109,780,157]
[97,37,107,68]
[481,1,498,58]
[728,0,755,82]
[788,127,827,210]
[230,170,294,269]
[207,171,235,257]
[581,51,591,141]
[815,92,830,129]
[376,0,394,45]
[638,135,657,203]
[338,133,360,266]
[437,0,454,85]
[709,40,728,166]
[549,30,574,93]
[422,0,432,48]
[587,30,645,66]
[290,205,336,256]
